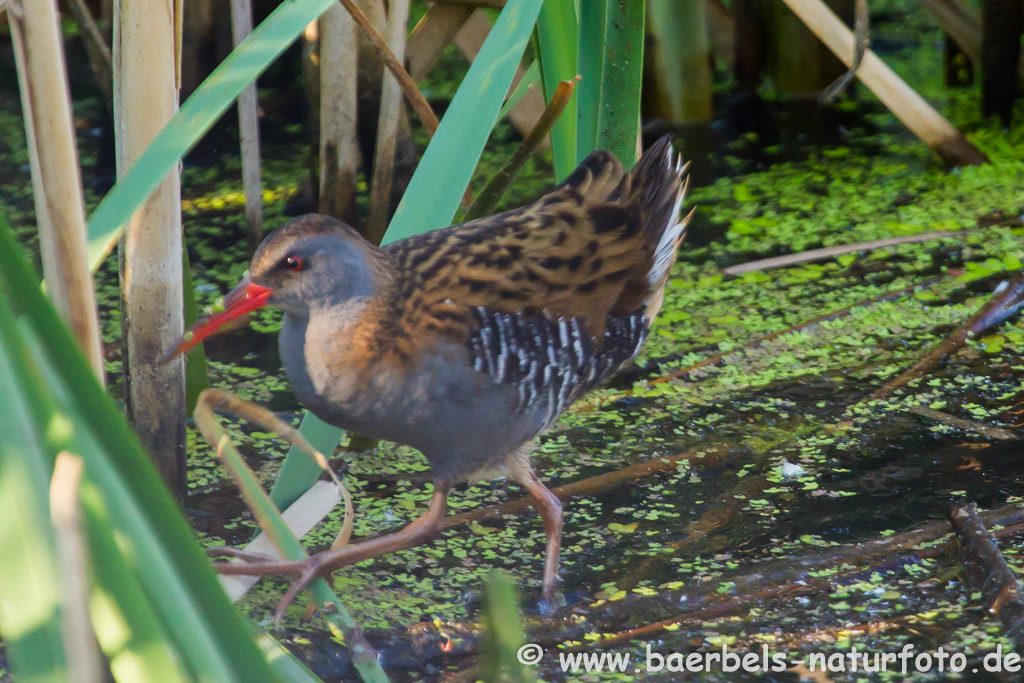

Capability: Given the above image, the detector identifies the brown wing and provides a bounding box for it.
[385,150,653,343]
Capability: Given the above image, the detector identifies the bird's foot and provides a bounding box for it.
[208,489,451,623]
[536,582,566,617]
[210,547,334,624]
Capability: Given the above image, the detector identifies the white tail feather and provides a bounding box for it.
[647,154,690,288]
[641,145,690,322]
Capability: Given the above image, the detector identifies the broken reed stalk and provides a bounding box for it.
[871,272,1024,401]
[722,230,968,276]
[8,0,105,381]
[219,481,341,602]
[229,0,264,253]
[781,0,989,167]
[443,444,740,529]
[365,0,411,244]
[114,0,187,492]
[338,0,439,134]
[318,5,360,224]
[50,452,102,683]
[950,503,1024,647]
[650,276,943,385]
[463,76,580,222]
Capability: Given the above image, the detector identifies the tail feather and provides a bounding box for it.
[614,136,690,321]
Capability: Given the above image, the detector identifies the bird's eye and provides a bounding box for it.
[284,255,304,271]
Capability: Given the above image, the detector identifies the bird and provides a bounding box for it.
[163,135,690,615]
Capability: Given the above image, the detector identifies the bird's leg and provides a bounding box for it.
[214,484,451,618]
[514,467,564,601]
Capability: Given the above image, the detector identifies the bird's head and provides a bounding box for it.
[160,214,381,364]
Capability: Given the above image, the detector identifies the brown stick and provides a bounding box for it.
[463,76,579,221]
[907,405,1017,440]
[871,272,1024,400]
[781,0,989,167]
[950,503,1024,647]
[650,276,943,385]
[722,231,968,276]
[443,445,740,529]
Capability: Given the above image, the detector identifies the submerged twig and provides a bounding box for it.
[618,472,773,590]
[871,273,1024,401]
[907,405,1017,441]
[367,615,584,669]
[722,231,966,276]
[463,76,580,221]
[950,503,1024,647]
